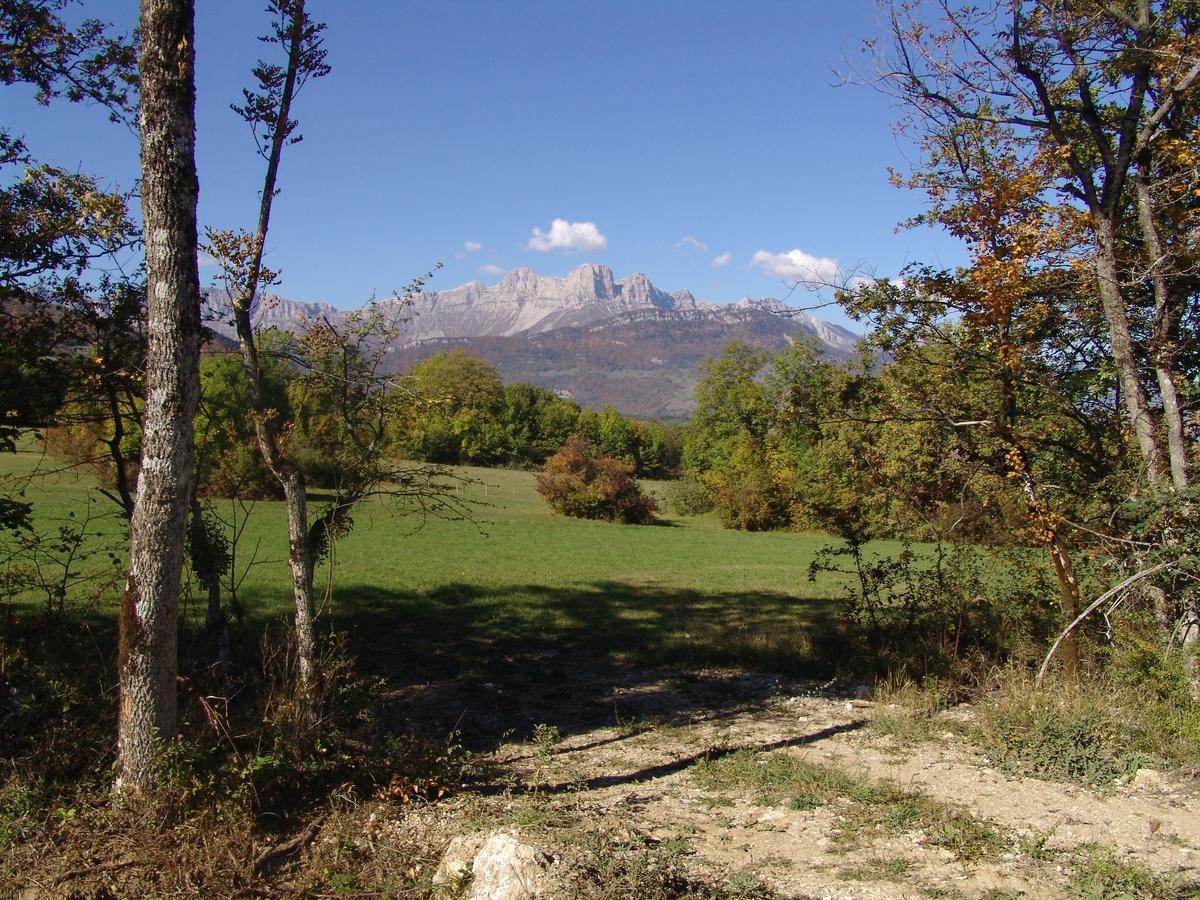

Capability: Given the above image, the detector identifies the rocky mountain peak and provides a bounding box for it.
[737,297,789,314]
[618,271,668,309]
[565,263,616,300]
[499,267,540,294]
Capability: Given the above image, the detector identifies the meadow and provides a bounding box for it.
[1,439,905,694]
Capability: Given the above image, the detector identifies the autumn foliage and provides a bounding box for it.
[536,437,658,524]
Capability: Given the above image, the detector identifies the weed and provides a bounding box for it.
[1068,845,1164,899]
[978,675,1146,787]
[564,827,776,899]
[808,539,1058,680]
[1018,828,1057,861]
[880,795,925,830]
[531,722,561,754]
[613,701,655,737]
[0,778,41,849]
[692,750,856,811]
[928,810,1002,861]
[871,708,939,743]
[838,855,913,881]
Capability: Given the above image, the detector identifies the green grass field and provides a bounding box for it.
[1,440,904,681]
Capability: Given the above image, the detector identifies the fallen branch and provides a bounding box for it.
[52,856,149,884]
[1036,561,1176,686]
[253,815,325,872]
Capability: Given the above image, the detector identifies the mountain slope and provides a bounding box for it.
[202,264,860,418]
[386,306,856,419]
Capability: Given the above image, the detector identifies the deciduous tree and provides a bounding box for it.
[116,0,200,797]
[875,0,1199,493]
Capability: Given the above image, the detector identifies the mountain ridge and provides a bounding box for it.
[201,264,860,418]
[202,263,857,350]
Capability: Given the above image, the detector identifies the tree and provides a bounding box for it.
[401,350,506,464]
[862,0,1200,670]
[683,341,846,531]
[875,0,1199,493]
[194,350,287,501]
[205,0,330,701]
[499,382,580,467]
[1,1,139,447]
[116,0,201,797]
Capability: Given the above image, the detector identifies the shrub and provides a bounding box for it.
[808,540,1059,679]
[664,478,713,516]
[536,437,657,524]
[713,465,790,531]
[977,671,1146,786]
[705,439,794,531]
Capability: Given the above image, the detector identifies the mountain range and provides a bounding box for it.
[202,264,860,419]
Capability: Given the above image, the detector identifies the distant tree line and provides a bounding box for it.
[47,345,684,497]
[392,349,683,478]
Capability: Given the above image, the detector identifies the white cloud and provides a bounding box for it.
[478,263,506,276]
[526,218,608,252]
[750,248,843,286]
[675,235,707,253]
[711,251,732,268]
[463,240,482,252]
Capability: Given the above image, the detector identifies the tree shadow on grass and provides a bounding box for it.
[317,579,852,749]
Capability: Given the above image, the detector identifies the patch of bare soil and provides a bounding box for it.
[389,655,1200,898]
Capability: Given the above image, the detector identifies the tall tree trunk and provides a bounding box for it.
[1047,536,1081,682]
[117,0,200,798]
[1092,216,1168,489]
[1010,441,1081,682]
[282,472,316,697]
[1133,163,1191,493]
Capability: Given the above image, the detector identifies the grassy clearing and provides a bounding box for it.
[2,441,902,682]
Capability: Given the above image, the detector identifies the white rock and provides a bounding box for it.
[1132,768,1165,791]
[432,832,487,888]
[466,832,554,900]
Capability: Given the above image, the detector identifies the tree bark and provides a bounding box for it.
[1091,215,1168,489]
[116,0,200,798]
[283,472,316,696]
[1047,536,1081,681]
[1133,162,1191,492]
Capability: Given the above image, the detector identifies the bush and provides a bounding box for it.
[977,671,1147,786]
[713,465,790,531]
[664,478,714,516]
[809,540,1059,679]
[536,437,657,524]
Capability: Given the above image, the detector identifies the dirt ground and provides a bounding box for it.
[386,653,1200,898]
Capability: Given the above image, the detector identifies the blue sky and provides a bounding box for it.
[6,1,966,329]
